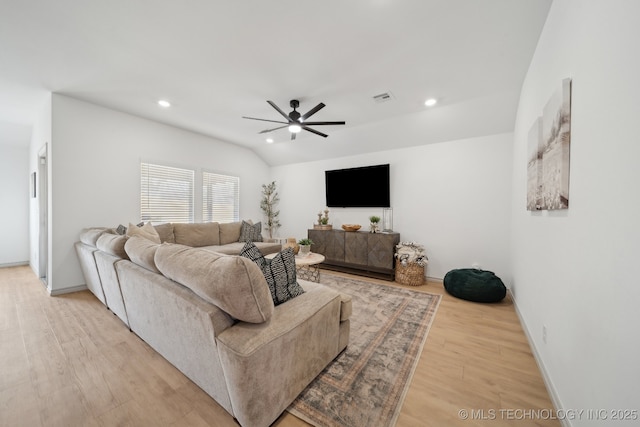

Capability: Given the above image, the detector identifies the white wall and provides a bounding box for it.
[46,94,270,292]
[0,144,30,266]
[511,0,640,421]
[271,132,513,280]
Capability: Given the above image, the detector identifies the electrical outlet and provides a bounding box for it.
[542,325,547,344]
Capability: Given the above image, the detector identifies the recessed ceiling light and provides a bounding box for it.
[158,100,171,108]
[424,98,437,107]
[266,138,274,144]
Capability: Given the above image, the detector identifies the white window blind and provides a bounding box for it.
[141,163,194,223]
[203,171,239,223]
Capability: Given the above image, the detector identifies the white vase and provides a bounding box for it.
[299,244,311,257]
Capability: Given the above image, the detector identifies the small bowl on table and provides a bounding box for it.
[341,224,362,232]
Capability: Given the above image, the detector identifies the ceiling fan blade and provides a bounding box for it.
[300,121,346,126]
[242,116,288,125]
[302,126,328,138]
[258,125,289,134]
[301,102,326,121]
[267,101,291,121]
[291,132,296,141]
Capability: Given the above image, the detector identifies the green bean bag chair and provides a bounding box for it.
[443,268,506,303]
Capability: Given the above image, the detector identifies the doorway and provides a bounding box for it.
[38,144,48,284]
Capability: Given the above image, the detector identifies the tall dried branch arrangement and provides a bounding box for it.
[260,181,281,239]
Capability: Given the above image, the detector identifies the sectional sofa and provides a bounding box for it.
[75,221,283,326]
[74,221,352,427]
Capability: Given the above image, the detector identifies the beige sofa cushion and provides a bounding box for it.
[79,227,109,246]
[96,233,129,259]
[154,244,274,323]
[125,236,161,273]
[202,241,282,256]
[173,222,220,247]
[154,223,175,243]
[126,222,161,243]
[219,221,243,245]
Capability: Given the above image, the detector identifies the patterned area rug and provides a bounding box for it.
[287,272,441,427]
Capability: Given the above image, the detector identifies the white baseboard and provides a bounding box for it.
[509,289,570,427]
[49,284,88,296]
[0,261,29,268]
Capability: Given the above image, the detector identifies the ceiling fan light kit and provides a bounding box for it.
[424,98,437,107]
[243,99,345,140]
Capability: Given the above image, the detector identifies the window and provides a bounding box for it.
[140,163,194,223]
[203,171,239,223]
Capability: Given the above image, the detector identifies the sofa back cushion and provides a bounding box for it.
[155,244,274,323]
[126,222,161,243]
[96,233,129,259]
[173,222,220,247]
[154,223,175,243]
[219,221,243,245]
[79,227,109,247]
[125,236,161,273]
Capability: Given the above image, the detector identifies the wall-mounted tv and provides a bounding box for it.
[325,164,390,208]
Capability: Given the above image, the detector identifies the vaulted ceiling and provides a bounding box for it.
[0,0,552,165]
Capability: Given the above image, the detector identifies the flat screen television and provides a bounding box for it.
[325,164,390,208]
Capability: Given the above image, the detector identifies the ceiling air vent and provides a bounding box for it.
[372,92,394,103]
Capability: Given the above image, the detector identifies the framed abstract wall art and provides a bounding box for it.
[527,78,572,211]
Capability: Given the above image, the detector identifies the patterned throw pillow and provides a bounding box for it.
[240,241,304,305]
[238,220,263,242]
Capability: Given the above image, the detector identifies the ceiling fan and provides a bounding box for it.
[243,99,345,140]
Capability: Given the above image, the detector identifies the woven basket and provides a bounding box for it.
[395,262,425,286]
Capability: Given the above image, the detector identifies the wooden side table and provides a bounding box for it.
[266,252,325,282]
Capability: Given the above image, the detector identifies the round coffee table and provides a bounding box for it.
[265,252,325,282]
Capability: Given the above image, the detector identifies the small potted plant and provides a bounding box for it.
[297,238,314,257]
[369,215,380,233]
[314,208,332,230]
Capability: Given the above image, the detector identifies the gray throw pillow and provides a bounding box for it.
[238,220,263,242]
[240,241,304,305]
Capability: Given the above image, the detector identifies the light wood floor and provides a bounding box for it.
[0,266,559,427]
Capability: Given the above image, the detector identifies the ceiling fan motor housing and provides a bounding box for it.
[289,100,301,121]
[289,111,301,122]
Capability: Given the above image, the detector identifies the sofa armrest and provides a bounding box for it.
[94,251,129,326]
[74,241,107,305]
[216,281,345,427]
